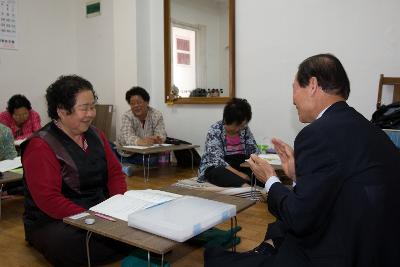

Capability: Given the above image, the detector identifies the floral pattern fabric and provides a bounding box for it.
[0,123,18,161]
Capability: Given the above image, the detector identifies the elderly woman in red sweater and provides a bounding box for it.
[22,75,130,267]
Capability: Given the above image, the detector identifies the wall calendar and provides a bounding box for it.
[0,0,17,50]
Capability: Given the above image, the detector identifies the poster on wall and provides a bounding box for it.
[0,0,17,50]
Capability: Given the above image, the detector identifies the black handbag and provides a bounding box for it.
[165,137,201,167]
[371,102,400,129]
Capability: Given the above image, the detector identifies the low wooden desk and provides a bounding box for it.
[117,144,200,181]
[63,186,255,267]
[0,171,23,218]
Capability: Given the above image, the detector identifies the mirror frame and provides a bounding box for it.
[164,0,235,104]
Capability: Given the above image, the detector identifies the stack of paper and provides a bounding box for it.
[173,177,266,201]
[123,144,173,149]
[0,157,22,172]
[246,154,281,165]
[258,153,281,165]
[14,139,26,146]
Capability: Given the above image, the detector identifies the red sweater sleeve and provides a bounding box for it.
[23,138,86,219]
[98,131,127,196]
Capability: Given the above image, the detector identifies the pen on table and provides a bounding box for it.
[94,213,117,222]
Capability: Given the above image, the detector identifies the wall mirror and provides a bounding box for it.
[164,0,235,104]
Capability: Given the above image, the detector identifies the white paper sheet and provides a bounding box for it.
[123,144,173,149]
[89,189,182,221]
[258,154,282,165]
[0,156,22,172]
[246,154,282,165]
[14,139,26,146]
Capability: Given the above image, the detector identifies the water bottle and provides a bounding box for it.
[122,165,134,177]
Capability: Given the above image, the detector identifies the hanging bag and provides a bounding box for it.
[371,101,400,129]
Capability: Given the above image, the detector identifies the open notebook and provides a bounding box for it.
[0,157,22,172]
[122,144,173,150]
[89,189,182,221]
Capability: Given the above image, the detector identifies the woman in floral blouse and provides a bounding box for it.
[198,98,259,187]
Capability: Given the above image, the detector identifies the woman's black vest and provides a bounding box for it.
[22,122,108,230]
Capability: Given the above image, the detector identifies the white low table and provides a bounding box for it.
[117,144,200,181]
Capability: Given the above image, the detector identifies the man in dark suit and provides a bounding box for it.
[204,54,400,267]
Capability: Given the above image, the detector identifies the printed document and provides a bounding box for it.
[246,154,282,165]
[123,144,173,149]
[89,189,182,221]
[0,157,22,172]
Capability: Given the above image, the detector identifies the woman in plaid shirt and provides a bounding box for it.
[115,86,167,167]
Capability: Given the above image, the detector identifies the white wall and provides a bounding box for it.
[0,0,77,124]
[75,0,115,105]
[112,0,137,140]
[75,0,116,139]
[75,0,137,140]
[140,0,400,152]
[0,0,137,141]
[236,0,400,147]
[2,0,399,154]
[136,0,152,91]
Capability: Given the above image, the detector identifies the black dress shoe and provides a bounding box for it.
[247,241,276,256]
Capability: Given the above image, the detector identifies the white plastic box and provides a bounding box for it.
[128,196,236,242]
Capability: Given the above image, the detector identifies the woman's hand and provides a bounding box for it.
[149,135,163,144]
[137,137,155,146]
[137,136,163,146]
